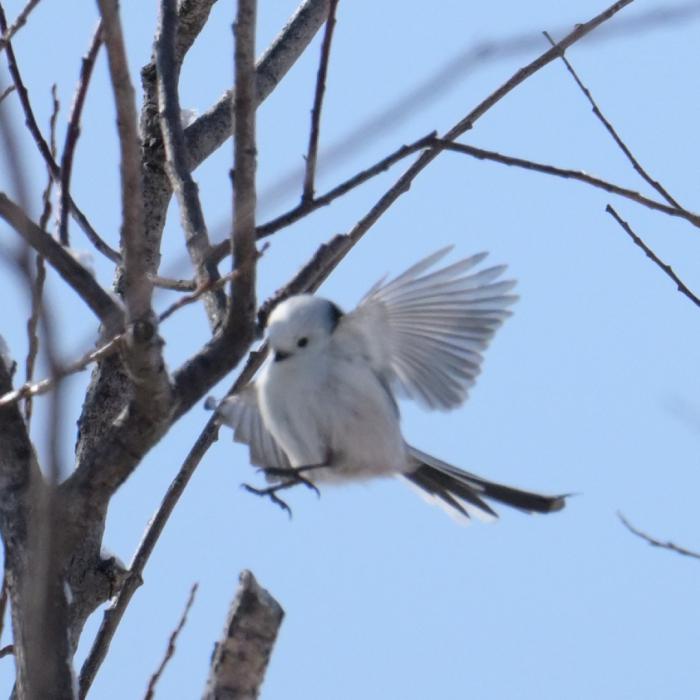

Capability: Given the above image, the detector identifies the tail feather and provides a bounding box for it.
[404,446,566,522]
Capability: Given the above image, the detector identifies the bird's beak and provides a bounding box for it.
[274,350,291,362]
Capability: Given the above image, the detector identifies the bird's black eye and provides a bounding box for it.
[297,337,308,348]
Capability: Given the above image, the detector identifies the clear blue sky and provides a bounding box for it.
[2,1,700,698]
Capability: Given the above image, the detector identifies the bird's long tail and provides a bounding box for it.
[402,446,566,523]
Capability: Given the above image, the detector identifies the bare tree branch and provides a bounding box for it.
[226,0,258,338]
[59,21,104,249]
[544,30,682,210]
[97,0,149,317]
[203,571,284,700]
[0,4,110,256]
[0,333,122,409]
[97,0,171,416]
[209,133,436,264]
[606,205,700,308]
[156,0,226,329]
[301,0,339,203]
[0,266,241,411]
[24,84,58,424]
[152,274,196,291]
[143,583,198,700]
[0,193,124,332]
[184,0,331,171]
[0,84,14,104]
[618,512,700,560]
[0,0,41,54]
[0,334,73,698]
[431,138,700,227]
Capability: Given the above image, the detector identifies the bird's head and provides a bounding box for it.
[265,295,343,363]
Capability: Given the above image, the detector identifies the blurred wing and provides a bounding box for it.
[212,388,291,470]
[340,247,517,410]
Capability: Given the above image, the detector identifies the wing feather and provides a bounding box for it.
[212,388,291,470]
[340,247,517,410]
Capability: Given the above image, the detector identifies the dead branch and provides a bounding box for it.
[0,4,110,256]
[618,512,700,560]
[0,0,41,54]
[544,30,681,210]
[59,21,105,249]
[0,269,238,411]
[184,0,331,172]
[202,571,284,700]
[156,0,226,329]
[226,0,258,338]
[24,84,58,424]
[431,138,700,227]
[208,133,436,264]
[0,84,14,103]
[98,0,171,417]
[143,583,199,700]
[606,205,700,308]
[0,193,124,332]
[302,0,340,202]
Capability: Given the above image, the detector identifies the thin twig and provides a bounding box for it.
[0,193,124,332]
[143,583,198,700]
[0,84,14,103]
[543,30,681,210]
[226,0,258,337]
[208,133,437,263]
[0,0,41,54]
[618,512,700,560]
[59,21,103,247]
[0,4,111,258]
[0,334,122,409]
[0,645,14,659]
[301,0,339,203]
[158,270,238,322]
[156,0,225,329]
[606,205,700,308]
[0,264,241,409]
[25,84,58,423]
[433,138,700,228]
[183,0,331,173]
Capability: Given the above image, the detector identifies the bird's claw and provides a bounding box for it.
[258,466,322,498]
[243,466,324,515]
[242,483,293,517]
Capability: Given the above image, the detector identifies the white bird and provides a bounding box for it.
[210,247,565,521]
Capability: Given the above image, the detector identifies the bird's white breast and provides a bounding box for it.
[257,344,407,482]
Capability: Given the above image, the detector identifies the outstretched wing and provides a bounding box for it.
[339,247,517,410]
[209,388,291,470]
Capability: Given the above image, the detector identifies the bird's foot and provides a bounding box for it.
[243,465,324,516]
[241,482,295,517]
[260,465,323,496]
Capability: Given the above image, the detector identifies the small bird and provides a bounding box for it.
[210,247,565,521]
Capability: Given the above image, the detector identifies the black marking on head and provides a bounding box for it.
[328,302,344,333]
